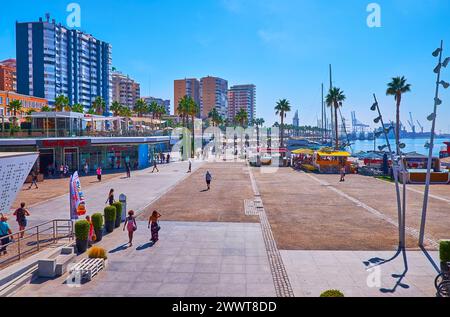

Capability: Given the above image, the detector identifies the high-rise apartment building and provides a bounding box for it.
[174,78,200,115]
[16,15,112,110]
[112,71,140,109]
[143,97,171,115]
[228,84,256,123]
[200,76,228,119]
[0,59,17,92]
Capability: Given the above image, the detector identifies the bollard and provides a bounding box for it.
[119,194,127,222]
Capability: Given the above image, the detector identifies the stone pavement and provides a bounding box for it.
[12,221,276,297]
[6,161,203,233]
[282,250,440,297]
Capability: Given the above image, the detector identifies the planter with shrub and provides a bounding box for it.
[320,290,345,297]
[440,240,450,272]
[112,202,123,228]
[88,246,108,260]
[92,213,104,242]
[104,206,117,233]
[75,220,90,253]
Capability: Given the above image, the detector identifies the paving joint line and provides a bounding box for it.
[247,166,294,297]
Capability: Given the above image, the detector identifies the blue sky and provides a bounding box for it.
[1,0,450,133]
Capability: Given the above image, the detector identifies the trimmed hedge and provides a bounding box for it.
[91,213,104,231]
[440,240,450,263]
[320,290,345,297]
[112,202,122,221]
[74,220,90,241]
[104,206,117,222]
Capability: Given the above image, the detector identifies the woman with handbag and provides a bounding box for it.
[148,210,161,244]
[123,210,137,247]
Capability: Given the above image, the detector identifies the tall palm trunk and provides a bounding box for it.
[395,93,401,154]
[334,103,339,149]
[280,112,284,150]
[191,114,195,158]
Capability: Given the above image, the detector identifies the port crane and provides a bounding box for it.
[417,121,424,133]
[407,112,416,134]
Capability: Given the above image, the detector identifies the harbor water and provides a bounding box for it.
[349,138,449,157]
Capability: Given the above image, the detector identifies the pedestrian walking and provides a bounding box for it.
[0,214,13,256]
[106,189,115,205]
[13,203,30,238]
[340,166,346,182]
[125,162,131,178]
[205,171,212,190]
[166,153,170,164]
[85,215,95,246]
[123,210,137,247]
[151,159,159,173]
[59,164,64,178]
[28,170,39,189]
[187,159,192,173]
[84,162,89,175]
[96,167,102,182]
[64,164,69,177]
[148,210,161,244]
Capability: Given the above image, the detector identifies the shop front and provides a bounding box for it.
[1,136,172,177]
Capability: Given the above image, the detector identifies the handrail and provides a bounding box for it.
[0,219,74,268]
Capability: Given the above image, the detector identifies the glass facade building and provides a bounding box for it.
[16,16,112,111]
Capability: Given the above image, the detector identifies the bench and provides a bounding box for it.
[70,258,105,281]
[38,247,76,278]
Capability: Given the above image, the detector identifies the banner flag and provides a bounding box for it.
[69,171,87,220]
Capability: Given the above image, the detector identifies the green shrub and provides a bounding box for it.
[91,213,103,231]
[112,202,122,221]
[104,206,116,222]
[320,290,345,297]
[74,220,90,241]
[440,240,450,263]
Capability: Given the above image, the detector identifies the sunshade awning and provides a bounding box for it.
[291,149,315,155]
[317,151,351,157]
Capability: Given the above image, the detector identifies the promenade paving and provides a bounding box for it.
[282,250,440,297]
[12,221,275,297]
[7,162,446,297]
[252,168,450,250]
[138,162,257,223]
[6,161,202,233]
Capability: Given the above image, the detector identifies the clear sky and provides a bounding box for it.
[1,0,450,133]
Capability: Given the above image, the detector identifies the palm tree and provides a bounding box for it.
[386,76,411,153]
[41,105,51,112]
[92,96,106,115]
[235,108,248,128]
[71,103,84,113]
[147,101,157,119]
[156,105,166,120]
[252,118,265,149]
[133,99,148,118]
[54,95,70,112]
[326,88,346,149]
[274,99,291,156]
[186,98,200,157]
[208,107,222,127]
[7,99,22,128]
[177,96,189,127]
[110,101,123,116]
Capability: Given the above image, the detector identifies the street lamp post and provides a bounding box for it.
[419,40,450,247]
[371,94,406,248]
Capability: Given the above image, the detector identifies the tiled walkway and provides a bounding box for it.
[282,250,440,297]
[13,221,276,297]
